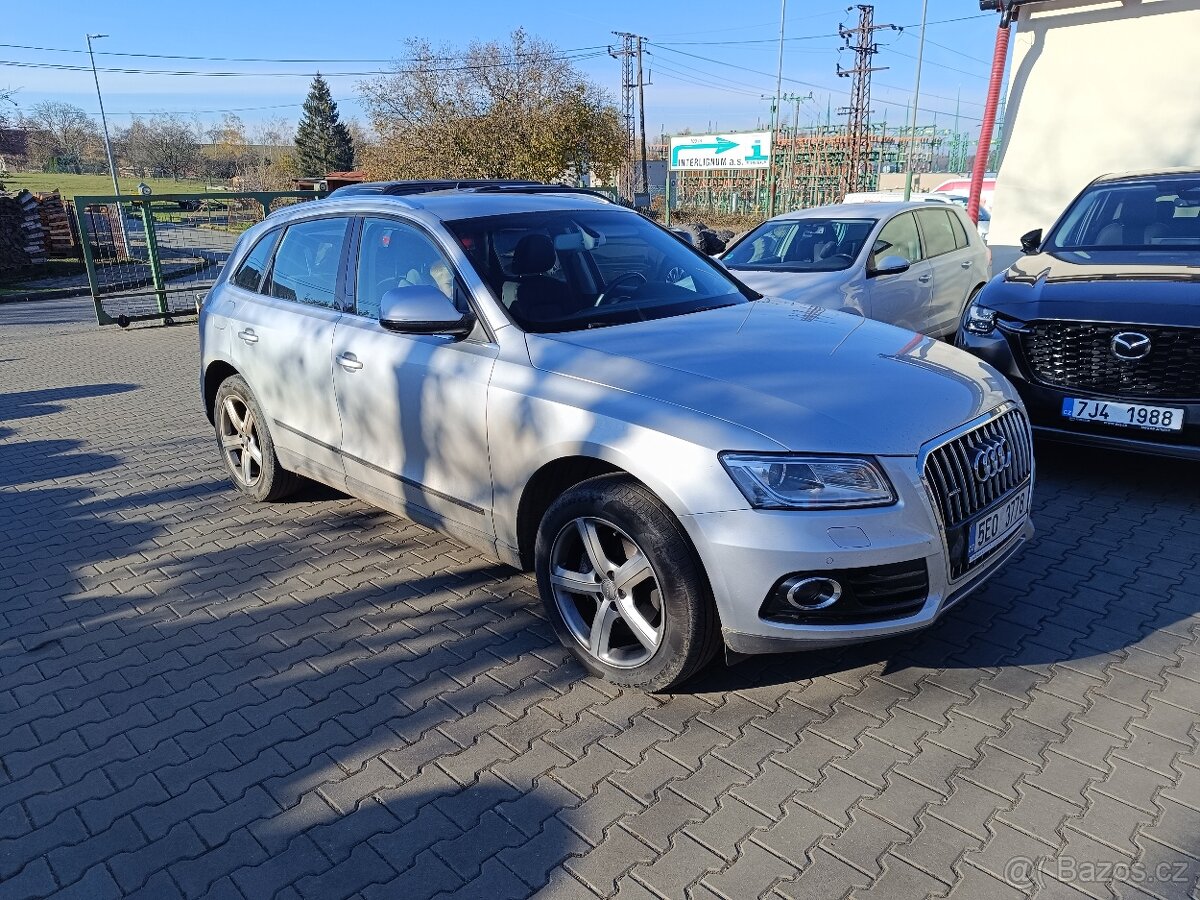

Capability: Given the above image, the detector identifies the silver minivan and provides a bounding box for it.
[200,185,1032,691]
[722,200,990,339]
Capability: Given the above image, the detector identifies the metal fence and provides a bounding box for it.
[73,191,326,327]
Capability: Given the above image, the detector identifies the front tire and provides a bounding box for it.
[534,475,719,692]
[213,375,299,502]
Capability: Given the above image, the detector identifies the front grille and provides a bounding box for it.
[1019,320,1200,400]
[924,408,1033,579]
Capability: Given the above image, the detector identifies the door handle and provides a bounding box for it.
[960,260,973,269]
[237,328,258,344]
[337,352,363,372]
[918,274,933,284]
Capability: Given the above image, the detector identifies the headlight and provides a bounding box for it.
[720,453,896,509]
[963,302,997,335]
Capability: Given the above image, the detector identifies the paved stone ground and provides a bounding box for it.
[0,304,1198,900]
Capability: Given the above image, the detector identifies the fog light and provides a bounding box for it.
[780,575,843,611]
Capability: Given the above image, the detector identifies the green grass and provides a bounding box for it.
[0,171,209,200]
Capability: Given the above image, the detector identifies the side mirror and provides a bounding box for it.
[379,285,474,338]
[1020,228,1043,254]
[868,255,911,277]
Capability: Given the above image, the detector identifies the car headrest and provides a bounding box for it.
[512,233,556,275]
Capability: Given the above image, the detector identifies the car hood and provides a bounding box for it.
[525,299,1013,455]
[725,268,856,305]
[991,250,1200,325]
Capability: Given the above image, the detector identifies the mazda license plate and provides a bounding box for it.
[1062,398,1184,432]
[968,485,1031,563]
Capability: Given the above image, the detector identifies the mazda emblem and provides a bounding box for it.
[1111,331,1151,361]
[972,435,1012,482]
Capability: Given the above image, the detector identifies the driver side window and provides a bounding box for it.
[354,218,465,319]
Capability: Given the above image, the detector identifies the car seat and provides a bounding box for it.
[505,234,574,322]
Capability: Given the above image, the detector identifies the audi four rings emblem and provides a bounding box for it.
[1111,331,1152,361]
[972,435,1012,482]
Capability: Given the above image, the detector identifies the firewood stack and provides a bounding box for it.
[34,191,79,256]
[0,190,47,274]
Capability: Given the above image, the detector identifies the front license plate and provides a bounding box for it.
[968,486,1031,563]
[1062,397,1184,432]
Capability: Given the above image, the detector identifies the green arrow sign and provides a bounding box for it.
[671,136,738,167]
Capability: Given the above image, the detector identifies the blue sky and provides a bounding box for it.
[3,0,1004,137]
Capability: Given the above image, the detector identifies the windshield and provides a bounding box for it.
[1047,176,1200,252]
[722,217,876,272]
[445,208,750,333]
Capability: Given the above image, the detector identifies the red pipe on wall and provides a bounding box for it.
[967,18,1012,224]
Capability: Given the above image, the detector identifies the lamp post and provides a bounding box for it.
[86,34,122,198]
[902,0,928,201]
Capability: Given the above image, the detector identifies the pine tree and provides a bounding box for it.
[294,74,355,176]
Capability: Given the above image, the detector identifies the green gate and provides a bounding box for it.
[73,190,327,327]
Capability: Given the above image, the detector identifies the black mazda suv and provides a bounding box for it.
[958,168,1200,460]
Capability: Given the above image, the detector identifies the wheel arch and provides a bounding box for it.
[203,359,240,424]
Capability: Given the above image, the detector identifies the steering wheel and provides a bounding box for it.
[825,254,854,266]
[595,271,647,306]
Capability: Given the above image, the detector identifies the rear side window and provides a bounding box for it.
[231,230,280,292]
[947,210,972,249]
[266,218,351,309]
[872,212,923,267]
[917,208,959,258]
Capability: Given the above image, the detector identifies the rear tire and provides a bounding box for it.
[213,375,299,502]
[534,474,720,692]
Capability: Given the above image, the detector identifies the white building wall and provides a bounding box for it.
[989,0,1200,269]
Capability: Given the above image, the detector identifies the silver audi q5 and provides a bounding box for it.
[199,184,1034,690]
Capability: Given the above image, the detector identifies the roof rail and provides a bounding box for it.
[331,179,542,197]
[460,184,619,204]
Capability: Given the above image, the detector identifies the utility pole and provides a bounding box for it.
[902,0,929,200]
[765,0,786,218]
[609,32,648,203]
[778,91,812,213]
[635,36,649,203]
[837,6,898,196]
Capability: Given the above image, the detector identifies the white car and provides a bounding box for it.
[721,200,990,340]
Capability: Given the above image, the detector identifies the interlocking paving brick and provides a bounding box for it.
[2,313,1200,899]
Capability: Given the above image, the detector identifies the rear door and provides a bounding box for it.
[915,206,976,337]
[228,216,352,485]
[865,211,934,332]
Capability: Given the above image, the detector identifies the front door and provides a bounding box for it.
[228,216,352,484]
[332,216,497,539]
[866,211,934,333]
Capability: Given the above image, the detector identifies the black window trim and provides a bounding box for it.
[260,213,356,313]
[346,213,496,345]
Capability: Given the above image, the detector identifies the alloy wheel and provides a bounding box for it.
[218,395,264,488]
[549,516,664,668]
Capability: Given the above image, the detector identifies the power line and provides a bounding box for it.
[0,42,608,64]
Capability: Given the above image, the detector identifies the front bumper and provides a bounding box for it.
[683,454,1034,655]
[959,328,1200,460]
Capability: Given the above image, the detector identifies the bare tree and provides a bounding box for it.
[358,30,626,184]
[116,114,202,180]
[24,101,101,173]
[204,112,252,181]
[235,117,298,191]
